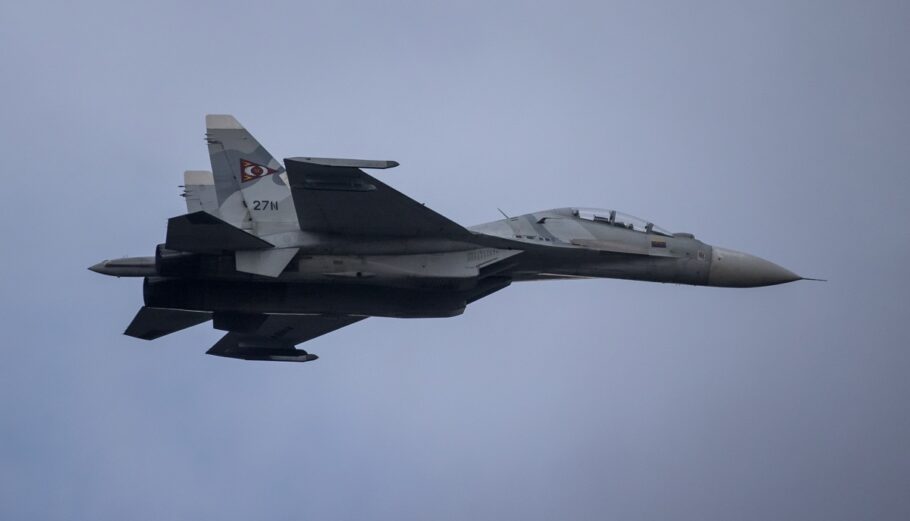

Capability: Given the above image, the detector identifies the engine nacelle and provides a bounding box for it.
[155,244,202,277]
[142,277,468,318]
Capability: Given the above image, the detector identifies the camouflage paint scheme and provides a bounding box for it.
[90,115,808,362]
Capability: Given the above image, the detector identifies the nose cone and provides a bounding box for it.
[708,247,800,287]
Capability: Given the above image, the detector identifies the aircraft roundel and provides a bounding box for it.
[240,159,278,182]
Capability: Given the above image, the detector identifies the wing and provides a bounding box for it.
[124,307,212,340]
[206,313,366,362]
[284,157,473,239]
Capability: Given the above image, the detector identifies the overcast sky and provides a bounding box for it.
[1,1,908,519]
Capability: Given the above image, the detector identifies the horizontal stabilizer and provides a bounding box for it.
[124,307,212,340]
[165,211,273,253]
[235,247,299,278]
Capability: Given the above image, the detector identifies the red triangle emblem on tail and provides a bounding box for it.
[240,159,277,182]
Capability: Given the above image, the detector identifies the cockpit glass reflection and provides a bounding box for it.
[573,208,672,237]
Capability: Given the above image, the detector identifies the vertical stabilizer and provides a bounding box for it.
[182,170,219,215]
[205,115,299,235]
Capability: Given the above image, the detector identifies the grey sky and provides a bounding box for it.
[1,0,908,519]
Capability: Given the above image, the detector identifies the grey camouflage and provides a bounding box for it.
[89,115,813,362]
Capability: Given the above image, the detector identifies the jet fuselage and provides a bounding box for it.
[93,207,800,320]
[90,115,810,362]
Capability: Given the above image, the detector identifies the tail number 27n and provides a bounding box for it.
[251,200,278,211]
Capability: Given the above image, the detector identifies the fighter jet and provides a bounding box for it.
[90,115,814,362]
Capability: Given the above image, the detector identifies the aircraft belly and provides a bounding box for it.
[143,277,470,318]
[284,249,520,284]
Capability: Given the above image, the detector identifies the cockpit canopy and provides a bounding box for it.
[573,208,672,237]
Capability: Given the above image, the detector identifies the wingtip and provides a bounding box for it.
[800,277,828,282]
